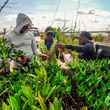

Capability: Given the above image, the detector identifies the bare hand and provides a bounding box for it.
[41,54,49,61]
[17,56,30,65]
[56,44,64,52]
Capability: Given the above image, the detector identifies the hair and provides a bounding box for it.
[80,31,92,40]
[45,26,54,33]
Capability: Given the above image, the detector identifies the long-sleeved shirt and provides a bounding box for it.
[5,31,36,57]
[65,42,95,59]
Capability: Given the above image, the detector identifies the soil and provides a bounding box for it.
[63,80,87,110]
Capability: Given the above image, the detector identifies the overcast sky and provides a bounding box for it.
[0,0,110,31]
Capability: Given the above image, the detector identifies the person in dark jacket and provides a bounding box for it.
[64,31,95,59]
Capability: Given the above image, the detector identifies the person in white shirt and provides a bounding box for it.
[6,13,37,57]
[5,13,39,70]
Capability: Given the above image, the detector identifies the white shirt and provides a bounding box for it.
[6,31,35,56]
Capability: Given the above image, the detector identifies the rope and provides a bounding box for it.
[71,0,80,33]
[50,0,62,26]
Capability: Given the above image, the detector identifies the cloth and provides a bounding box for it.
[6,31,34,57]
[65,42,95,59]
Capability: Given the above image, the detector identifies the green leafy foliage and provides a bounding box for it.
[70,59,110,110]
[0,38,71,110]
[0,34,109,110]
[8,96,20,110]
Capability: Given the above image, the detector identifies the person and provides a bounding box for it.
[5,13,38,57]
[35,26,58,63]
[5,13,39,70]
[63,31,95,59]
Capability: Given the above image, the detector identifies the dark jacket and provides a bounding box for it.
[65,42,95,59]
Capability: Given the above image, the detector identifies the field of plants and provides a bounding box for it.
[0,35,110,110]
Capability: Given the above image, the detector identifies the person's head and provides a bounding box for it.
[46,31,55,38]
[45,27,55,41]
[45,26,54,33]
[78,31,92,45]
[45,27,55,49]
[14,13,32,34]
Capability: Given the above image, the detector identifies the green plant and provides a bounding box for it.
[1,34,110,110]
[70,59,110,109]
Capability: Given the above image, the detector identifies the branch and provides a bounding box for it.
[0,0,10,13]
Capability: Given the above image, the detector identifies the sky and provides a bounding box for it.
[0,0,110,31]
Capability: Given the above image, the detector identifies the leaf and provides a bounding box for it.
[8,96,20,110]
[42,83,50,97]
[53,97,63,110]
[81,106,88,110]
[65,86,71,93]
[36,92,47,110]
[49,102,55,110]
[21,85,32,99]
[2,102,10,110]
[105,96,110,106]
[32,105,42,110]
[46,86,56,101]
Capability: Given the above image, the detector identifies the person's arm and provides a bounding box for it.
[5,32,15,48]
[65,44,91,53]
[64,45,76,50]
[31,37,41,55]
[31,38,49,60]
[31,38,37,55]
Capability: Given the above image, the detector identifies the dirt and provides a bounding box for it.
[63,80,87,110]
